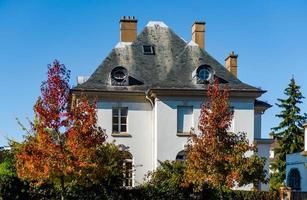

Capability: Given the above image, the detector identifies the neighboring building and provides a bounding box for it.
[285,123,307,191]
[72,17,272,190]
[269,138,278,174]
[0,146,11,163]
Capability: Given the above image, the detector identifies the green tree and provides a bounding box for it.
[0,149,30,199]
[270,77,306,190]
[146,160,186,193]
[0,149,15,177]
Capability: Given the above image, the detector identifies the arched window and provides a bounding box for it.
[287,168,301,190]
[110,66,129,86]
[192,65,214,84]
[176,150,187,161]
[123,152,133,187]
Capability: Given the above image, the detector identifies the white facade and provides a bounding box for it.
[256,141,272,191]
[74,19,272,191]
[96,95,270,190]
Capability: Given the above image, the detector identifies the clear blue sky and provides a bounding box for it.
[1,0,307,146]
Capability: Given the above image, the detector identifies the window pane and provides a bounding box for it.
[143,45,154,55]
[113,117,119,124]
[113,125,119,132]
[126,163,132,173]
[177,106,193,133]
[121,108,128,116]
[113,108,119,116]
[176,151,187,161]
[125,161,133,186]
[121,117,126,124]
[121,125,127,132]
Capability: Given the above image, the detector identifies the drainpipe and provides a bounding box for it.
[145,90,156,170]
[145,90,154,108]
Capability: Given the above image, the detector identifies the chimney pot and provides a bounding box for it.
[192,21,206,50]
[225,51,238,77]
[119,16,138,42]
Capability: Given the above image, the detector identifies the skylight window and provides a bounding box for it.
[143,45,155,55]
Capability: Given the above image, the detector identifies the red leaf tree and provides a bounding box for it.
[184,80,267,191]
[14,60,106,197]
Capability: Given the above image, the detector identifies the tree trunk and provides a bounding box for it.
[60,176,65,200]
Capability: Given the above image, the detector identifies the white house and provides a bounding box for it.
[285,123,307,191]
[72,17,272,191]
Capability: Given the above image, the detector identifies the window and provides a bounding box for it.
[198,68,210,81]
[177,106,193,133]
[176,150,187,161]
[192,65,213,84]
[142,45,155,55]
[287,168,301,190]
[112,107,128,133]
[111,66,128,86]
[123,152,133,187]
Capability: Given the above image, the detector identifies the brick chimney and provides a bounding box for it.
[120,16,137,42]
[225,51,238,77]
[192,21,205,50]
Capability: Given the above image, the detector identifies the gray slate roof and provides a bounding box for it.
[73,21,264,94]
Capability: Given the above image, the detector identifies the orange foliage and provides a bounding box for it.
[184,79,266,191]
[14,60,106,187]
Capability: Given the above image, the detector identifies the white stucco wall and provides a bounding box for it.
[96,96,260,188]
[97,99,153,186]
[286,153,307,191]
[230,99,255,145]
[155,97,201,163]
[257,143,271,191]
[155,97,255,161]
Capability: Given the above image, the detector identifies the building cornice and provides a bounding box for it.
[71,87,265,100]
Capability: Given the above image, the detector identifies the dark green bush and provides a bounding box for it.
[0,181,279,200]
[0,175,30,200]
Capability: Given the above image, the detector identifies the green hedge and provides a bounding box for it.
[1,184,279,200]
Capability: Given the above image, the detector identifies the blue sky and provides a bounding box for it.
[0,0,307,146]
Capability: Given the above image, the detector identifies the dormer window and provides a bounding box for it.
[192,65,213,84]
[198,68,210,81]
[111,66,128,86]
[142,45,155,55]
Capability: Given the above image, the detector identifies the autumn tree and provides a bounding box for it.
[184,80,266,192]
[270,77,306,190]
[13,60,125,199]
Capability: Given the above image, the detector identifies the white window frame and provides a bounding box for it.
[112,107,128,133]
[177,106,193,134]
[123,158,133,187]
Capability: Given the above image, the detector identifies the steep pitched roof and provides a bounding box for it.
[73,21,264,94]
